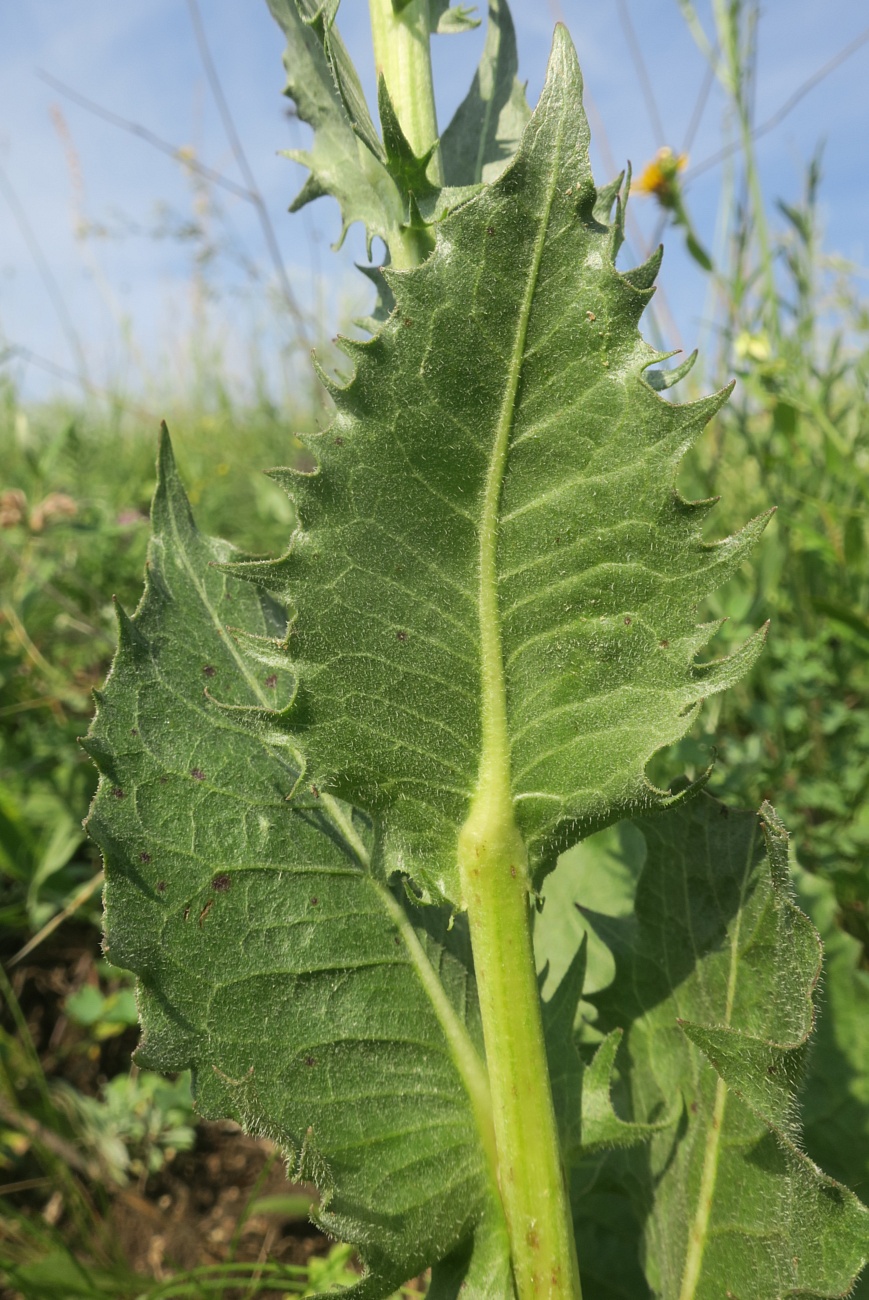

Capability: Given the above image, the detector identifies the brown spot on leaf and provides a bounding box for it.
[265,674,277,688]
[659,639,669,648]
[203,665,216,678]
[486,226,496,236]
[198,899,214,927]
[310,896,318,906]
[403,318,413,327]
[157,881,166,893]
[305,1056,317,1067]
[396,630,408,642]
[212,874,232,893]
[310,785,320,799]
[690,1101,699,1114]
[112,788,124,799]
[624,616,632,625]
[130,728,138,736]
[191,768,206,781]
[139,852,152,864]
[586,310,596,321]
[183,906,191,922]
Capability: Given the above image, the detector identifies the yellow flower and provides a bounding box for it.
[634,147,688,204]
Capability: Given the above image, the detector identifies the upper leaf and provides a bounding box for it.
[266,0,406,253]
[440,0,531,185]
[235,28,767,905]
[586,795,869,1298]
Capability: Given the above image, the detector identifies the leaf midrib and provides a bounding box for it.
[475,111,564,816]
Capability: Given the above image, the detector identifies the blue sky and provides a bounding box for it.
[1,1,867,405]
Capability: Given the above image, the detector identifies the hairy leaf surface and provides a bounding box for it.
[585,796,869,1298]
[87,433,670,1298]
[796,866,869,1297]
[85,435,514,1300]
[236,29,766,905]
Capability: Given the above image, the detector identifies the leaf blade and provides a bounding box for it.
[586,796,869,1298]
[240,29,766,904]
[86,432,506,1299]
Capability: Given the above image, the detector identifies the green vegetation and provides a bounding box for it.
[1,1,868,1297]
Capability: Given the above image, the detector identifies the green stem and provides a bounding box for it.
[458,798,581,1299]
[454,102,581,1289]
[368,0,444,186]
[364,11,579,1291]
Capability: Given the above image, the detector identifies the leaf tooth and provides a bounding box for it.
[113,598,148,657]
[644,348,698,391]
[288,164,328,213]
[151,422,198,543]
[311,352,350,399]
[665,378,735,433]
[592,171,625,224]
[334,334,375,371]
[211,552,298,602]
[697,505,776,584]
[690,620,770,696]
[672,486,721,525]
[620,243,663,292]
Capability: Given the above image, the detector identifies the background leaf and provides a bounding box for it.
[440,0,530,185]
[583,796,869,1298]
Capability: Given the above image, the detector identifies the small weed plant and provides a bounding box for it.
[85,3,869,1297]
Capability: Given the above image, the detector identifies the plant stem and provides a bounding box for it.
[458,794,581,1299]
[365,8,579,1290]
[368,0,444,185]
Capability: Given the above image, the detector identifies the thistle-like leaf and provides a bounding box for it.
[85,432,519,1299]
[232,28,768,906]
[584,795,869,1298]
[265,0,483,271]
[87,433,668,1298]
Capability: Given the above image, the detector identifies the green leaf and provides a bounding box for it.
[85,432,510,1300]
[233,28,767,906]
[265,0,406,253]
[796,864,869,1297]
[431,2,481,35]
[586,795,869,1298]
[541,937,665,1160]
[440,0,531,184]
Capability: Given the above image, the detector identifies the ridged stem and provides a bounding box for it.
[368,0,443,185]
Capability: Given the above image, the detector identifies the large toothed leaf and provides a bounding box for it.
[440,0,531,184]
[585,795,869,1298]
[85,432,516,1300]
[233,29,767,906]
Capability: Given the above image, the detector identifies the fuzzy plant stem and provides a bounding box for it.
[367,5,581,1292]
[368,0,444,185]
